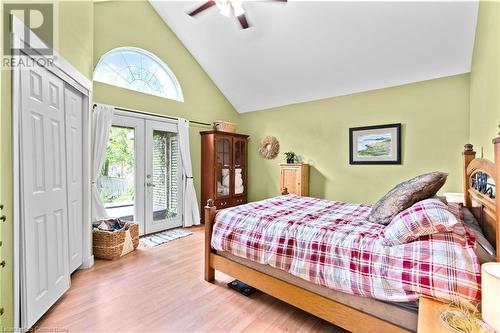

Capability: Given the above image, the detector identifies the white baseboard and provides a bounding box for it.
[80,255,94,269]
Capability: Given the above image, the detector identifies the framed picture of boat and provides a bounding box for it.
[349,123,401,165]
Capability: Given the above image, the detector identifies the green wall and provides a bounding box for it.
[0,1,93,328]
[92,0,238,201]
[239,75,471,204]
[469,0,500,160]
[58,1,94,79]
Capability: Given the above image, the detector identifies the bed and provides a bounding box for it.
[203,141,500,333]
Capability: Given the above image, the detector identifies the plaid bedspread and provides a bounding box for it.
[211,195,481,305]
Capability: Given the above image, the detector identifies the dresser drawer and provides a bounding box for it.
[232,197,247,206]
[215,200,231,209]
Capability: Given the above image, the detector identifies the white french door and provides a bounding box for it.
[102,114,145,234]
[145,120,182,233]
[99,112,182,235]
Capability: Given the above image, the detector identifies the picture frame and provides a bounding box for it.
[349,123,401,165]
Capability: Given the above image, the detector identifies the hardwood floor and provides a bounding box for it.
[36,226,347,333]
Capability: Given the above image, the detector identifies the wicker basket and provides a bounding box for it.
[214,121,237,133]
[93,222,139,260]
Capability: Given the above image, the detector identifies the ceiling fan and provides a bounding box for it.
[188,0,287,30]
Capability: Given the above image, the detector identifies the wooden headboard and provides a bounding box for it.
[462,139,500,261]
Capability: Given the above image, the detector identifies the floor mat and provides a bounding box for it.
[141,228,192,248]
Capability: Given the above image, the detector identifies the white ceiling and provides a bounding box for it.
[150,1,478,113]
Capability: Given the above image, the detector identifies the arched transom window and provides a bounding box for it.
[94,47,184,102]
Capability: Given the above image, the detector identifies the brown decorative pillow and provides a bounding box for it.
[368,172,448,225]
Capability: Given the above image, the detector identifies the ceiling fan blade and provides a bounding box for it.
[188,1,216,16]
[237,14,250,29]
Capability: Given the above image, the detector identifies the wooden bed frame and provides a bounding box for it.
[204,139,500,333]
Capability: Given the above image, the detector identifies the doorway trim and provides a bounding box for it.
[113,108,180,124]
[11,16,92,329]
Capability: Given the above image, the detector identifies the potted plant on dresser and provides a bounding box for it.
[284,151,297,164]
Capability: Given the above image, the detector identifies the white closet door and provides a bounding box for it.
[20,64,70,328]
[64,85,83,273]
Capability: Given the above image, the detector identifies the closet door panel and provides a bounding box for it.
[64,85,83,273]
[20,64,70,329]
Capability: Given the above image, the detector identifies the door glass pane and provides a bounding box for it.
[217,168,230,197]
[152,130,178,222]
[216,138,230,167]
[234,141,245,167]
[234,140,245,195]
[99,126,135,221]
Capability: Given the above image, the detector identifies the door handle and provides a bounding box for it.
[146,182,156,187]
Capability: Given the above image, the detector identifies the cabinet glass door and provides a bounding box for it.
[215,137,232,199]
[233,139,246,196]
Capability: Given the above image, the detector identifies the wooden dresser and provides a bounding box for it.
[200,131,249,222]
[280,163,309,196]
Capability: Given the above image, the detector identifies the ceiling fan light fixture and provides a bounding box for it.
[215,0,245,18]
[232,0,245,17]
[219,6,231,17]
[215,0,232,17]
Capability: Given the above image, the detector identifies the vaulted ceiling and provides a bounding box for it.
[150,1,478,113]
